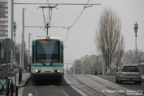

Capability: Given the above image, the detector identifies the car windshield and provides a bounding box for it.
[123,66,138,72]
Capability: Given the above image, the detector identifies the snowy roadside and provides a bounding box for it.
[65,74,144,96]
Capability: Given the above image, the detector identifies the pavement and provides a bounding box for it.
[8,72,31,96]
[17,72,31,96]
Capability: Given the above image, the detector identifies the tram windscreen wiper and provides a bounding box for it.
[50,62,53,66]
[40,62,53,66]
[40,62,46,66]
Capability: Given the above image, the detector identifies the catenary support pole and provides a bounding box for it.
[21,8,25,70]
[10,0,14,70]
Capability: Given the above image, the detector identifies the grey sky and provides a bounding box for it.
[11,0,144,64]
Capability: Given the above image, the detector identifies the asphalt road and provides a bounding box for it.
[22,78,82,96]
[98,75,144,91]
[22,75,144,96]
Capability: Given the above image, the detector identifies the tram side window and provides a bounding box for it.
[32,45,36,63]
[61,45,63,63]
[0,42,1,59]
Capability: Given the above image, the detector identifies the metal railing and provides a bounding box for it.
[0,64,10,77]
[0,64,19,96]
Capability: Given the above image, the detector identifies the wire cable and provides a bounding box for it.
[65,0,91,44]
[70,0,91,29]
[42,8,46,26]
[49,7,53,26]
[42,8,47,33]
[14,2,100,6]
[46,0,50,23]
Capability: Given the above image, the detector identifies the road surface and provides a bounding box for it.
[98,75,144,91]
[22,75,144,96]
[22,77,82,96]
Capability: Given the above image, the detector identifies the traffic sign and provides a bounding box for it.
[1,38,14,51]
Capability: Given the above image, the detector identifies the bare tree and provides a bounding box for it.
[73,59,81,74]
[70,55,98,74]
[113,37,124,71]
[123,50,134,65]
[96,9,124,73]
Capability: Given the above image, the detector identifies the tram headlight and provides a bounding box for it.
[35,69,40,73]
[57,69,60,72]
[55,69,60,72]
[35,69,39,72]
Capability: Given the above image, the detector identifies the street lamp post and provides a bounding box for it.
[134,22,138,62]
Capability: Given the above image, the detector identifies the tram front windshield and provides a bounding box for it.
[35,40,60,63]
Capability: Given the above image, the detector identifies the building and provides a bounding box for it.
[0,0,8,39]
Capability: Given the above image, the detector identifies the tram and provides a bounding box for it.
[30,37,64,83]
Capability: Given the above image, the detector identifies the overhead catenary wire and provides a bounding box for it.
[39,0,93,46]
[42,8,46,27]
[14,2,101,6]
[46,0,50,6]
[39,0,56,36]
[48,6,53,26]
[65,0,91,44]
[25,25,70,29]
[46,0,51,24]
[15,1,100,41]
[46,0,50,23]
[70,0,91,29]
[14,1,100,31]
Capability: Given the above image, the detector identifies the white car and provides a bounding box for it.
[116,65,142,84]
[137,64,144,81]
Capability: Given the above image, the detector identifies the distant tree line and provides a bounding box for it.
[68,55,103,75]
[68,50,144,75]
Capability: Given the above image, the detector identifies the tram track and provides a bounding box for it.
[36,86,40,96]
[70,75,106,96]
[85,75,128,96]
[22,77,82,96]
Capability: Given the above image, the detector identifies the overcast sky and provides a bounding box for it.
[11,0,144,64]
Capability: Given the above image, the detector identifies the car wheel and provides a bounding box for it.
[116,79,118,83]
[135,81,141,85]
[116,78,119,83]
[138,81,141,85]
[119,80,122,84]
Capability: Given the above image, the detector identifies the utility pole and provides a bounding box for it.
[19,8,25,83]
[10,0,14,70]
[21,8,25,70]
[28,32,31,65]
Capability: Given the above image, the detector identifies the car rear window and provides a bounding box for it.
[123,66,138,72]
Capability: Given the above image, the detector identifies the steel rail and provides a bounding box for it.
[86,75,128,96]
[70,75,106,96]
[36,86,41,96]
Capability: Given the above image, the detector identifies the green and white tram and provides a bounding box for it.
[31,37,64,83]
